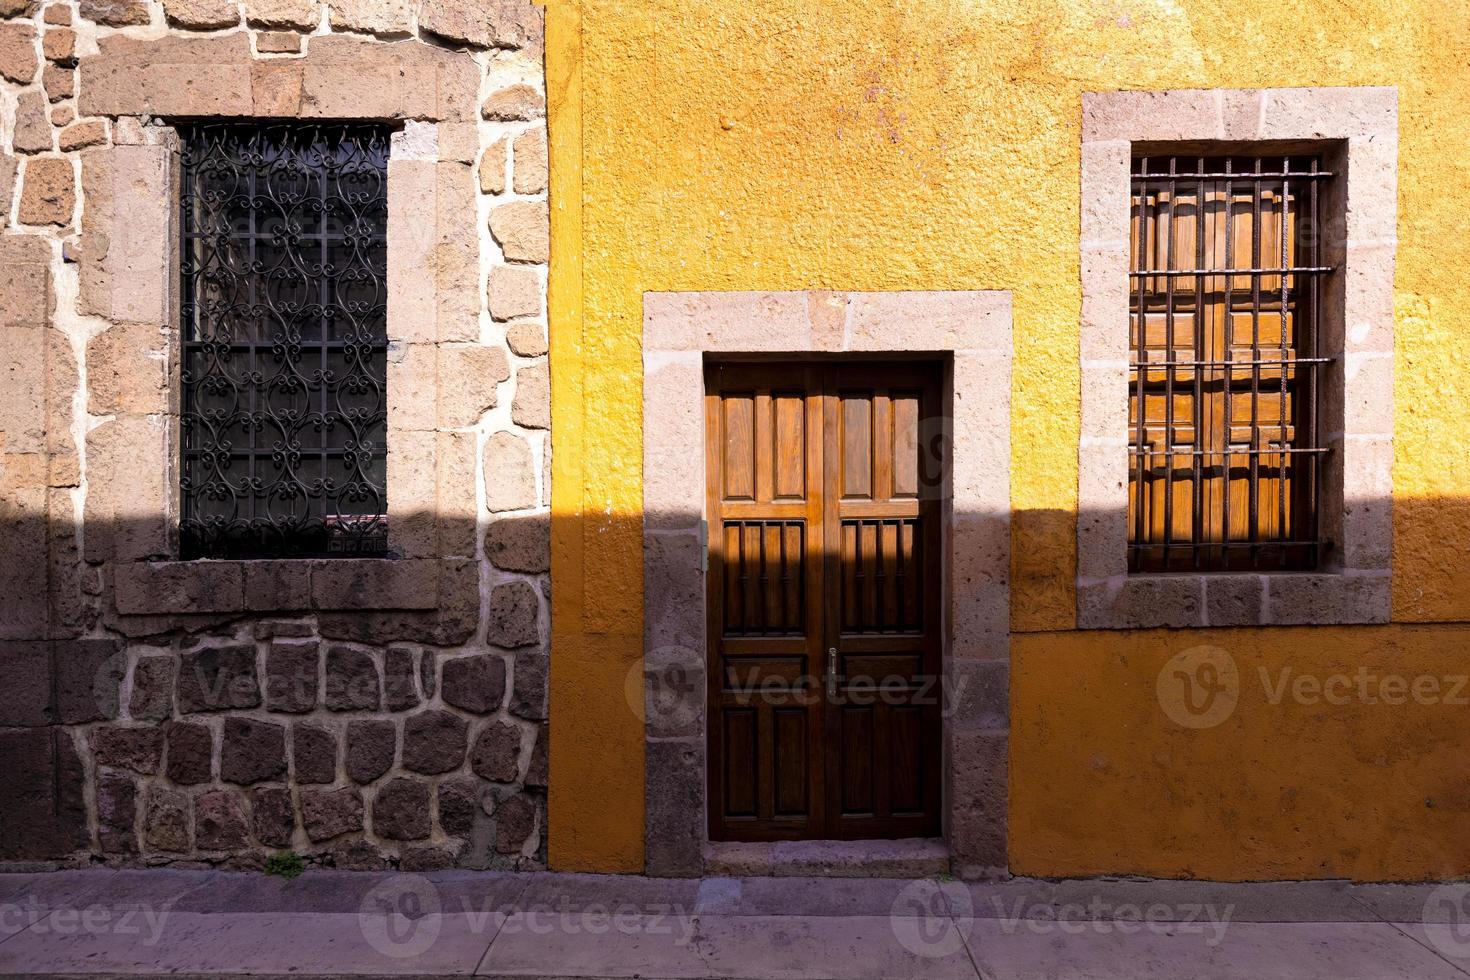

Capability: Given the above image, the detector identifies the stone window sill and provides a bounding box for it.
[1077,570,1391,630]
[111,557,473,616]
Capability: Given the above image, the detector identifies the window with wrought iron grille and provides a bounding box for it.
[179,122,390,560]
[1129,154,1330,573]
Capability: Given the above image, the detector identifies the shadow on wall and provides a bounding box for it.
[5,497,1470,882]
[0,508,550,868]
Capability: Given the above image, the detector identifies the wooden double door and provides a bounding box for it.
[705,361,944,841]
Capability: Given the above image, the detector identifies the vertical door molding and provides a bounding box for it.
[642,290,1012,878]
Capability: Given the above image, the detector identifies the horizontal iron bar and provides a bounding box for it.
[1129,266,1334,277]
[1133,171,1334,180]
[1128,540,1324,551]
[1129,357,1333,369]
[1129,447,1329,457]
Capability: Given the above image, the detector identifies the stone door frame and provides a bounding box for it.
[641,290,1013,878]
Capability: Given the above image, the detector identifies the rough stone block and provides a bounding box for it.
[42,62,71,101]
[254,30,300,53]
[345,719,396,783]
[162,0,240,29]
[642,738,704,875]
[89,725,162,774]
[489,200,549,263]
[0,22,36,84]
[327,0,410,35]
[144,784,190,852]
[329,837,387,870]
[506,321,546,357]
[129,655,174,721]
[487,581,539,648]
[310,559,441,611]
[291,722,336,784]
[41,26,72,61]
[525,722,547,788]
[469,720,519,781]
[438,344,510,427]
[177,644,260,712]
[195,788,250,851]
[79,0,150,25]
[484,430,536,512]
[165,721,213,784]
[383,646,420,711]
[437,777,478,836]
[86,321,167,415]
[85,425,171,565]
[220,717,287,784]
[58,120,106,152]
[0,728,89,859]
[251,60,302,115]
[486,514,549,573]
[264,639,318,713]
[0,235,53,327]
[481,83,543,121]
[511,361,549,429]
[301,786,363,842]
[478,137,506,194]
[324,645,381,710]
[53,638,123,724]
[243,0,317,29]
[251,786,294,848]
[508,652,549,719]
[441,653,506,715]
[0,641,55,726]
[96,771,137,854]
[493,792,535,854]
[402,708,468,773]
[372,777,430,840]
[512,127,546,194]
[0,153,14,229]
[19,157,73,225]
[417,0,493,46]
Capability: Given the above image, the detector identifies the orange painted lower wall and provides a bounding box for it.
[1011,625,1470,881]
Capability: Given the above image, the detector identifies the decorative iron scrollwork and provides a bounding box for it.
[179,122,390,559]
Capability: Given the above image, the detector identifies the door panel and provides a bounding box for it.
[706,361,943,842]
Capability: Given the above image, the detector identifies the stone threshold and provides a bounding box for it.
[703,837,951,878]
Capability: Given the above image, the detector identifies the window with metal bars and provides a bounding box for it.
[179,122,390,560]
[1128,154,1330,572]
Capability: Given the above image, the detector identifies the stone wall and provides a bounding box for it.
[0,0,551,871]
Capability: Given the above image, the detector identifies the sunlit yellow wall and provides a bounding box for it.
[546,0,1470,876]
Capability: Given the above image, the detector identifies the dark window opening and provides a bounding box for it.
[179,122,390,560]
[1129,154,1331,573]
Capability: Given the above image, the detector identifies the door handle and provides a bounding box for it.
[826,647,838,699]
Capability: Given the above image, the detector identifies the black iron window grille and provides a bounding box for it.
[180,122,390,560]
[1129,154,1331,572]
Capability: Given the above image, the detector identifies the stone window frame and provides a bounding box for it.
[642,290,1012,878]
[1078,87,1396,629]
[75,34,486,617]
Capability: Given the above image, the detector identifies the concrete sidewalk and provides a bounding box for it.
[1,869,1469,979]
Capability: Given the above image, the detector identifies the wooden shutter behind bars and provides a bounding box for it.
[1128,155,1330,572]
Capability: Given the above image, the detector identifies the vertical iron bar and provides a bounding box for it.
[1221,157,1234,568]
[1249,156,1262,565]
[1278,160,1291,566]
[1132,159,1151,570]
[1308,157,1321,568]
[1191,158,1206,568]
[1163,158,1178,569]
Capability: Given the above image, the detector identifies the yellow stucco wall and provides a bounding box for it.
[546,0,1470,876]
